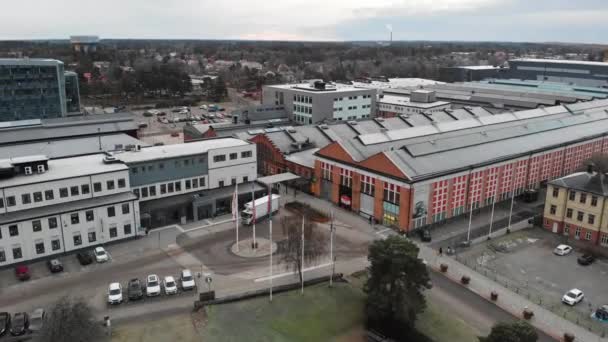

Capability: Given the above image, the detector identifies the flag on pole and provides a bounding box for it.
[232,183,238,220]
[251,184,257,223]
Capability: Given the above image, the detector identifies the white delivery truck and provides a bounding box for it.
[241,194,280,225]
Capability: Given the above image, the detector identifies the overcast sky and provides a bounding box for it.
[1,0,607,43]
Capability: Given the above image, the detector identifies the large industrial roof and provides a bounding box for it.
[379,94,450,109]
[320,99,608,182]
[0,113,138,146]
[511,58,608,67]
[0,58,63,66]
[0,134,146,160]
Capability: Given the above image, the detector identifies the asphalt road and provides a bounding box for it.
[429,271,556,342]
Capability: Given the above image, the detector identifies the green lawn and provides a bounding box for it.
[202,283,366,342]
[111,313,200,342]
[416,301,480,342]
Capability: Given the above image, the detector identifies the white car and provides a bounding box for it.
[107,282,123,304]
[146,274,161,297]
[94,247,109,263]
[180,269,196,291]
[164,276,178,295]
[199,104,208,110]
[562,288,584,305]
[554,244,573,256]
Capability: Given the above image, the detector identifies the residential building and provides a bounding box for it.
[543,169,608,249]
[70,36,99,53]
[262,81,376,124]
[311,99,608,232]
[0,58,81,121]
[0,154,139,266]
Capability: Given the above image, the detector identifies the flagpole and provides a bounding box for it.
[268,185,273,302]
[235,183,239,252]
[329,210,334,288]
[301,214,305,294]
[488,180,498,239]
[251,183,256,248]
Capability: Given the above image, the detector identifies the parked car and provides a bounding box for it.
[15,265,30,281]
[28,308,45,332]
[562,288,584,305]
[180,269,196,291]
[107,282,123,305]
[553,244,573,256]
[164,276,178,295]
[9,312,28,336]
[128,278,144,301]
[419,228,432,242]
[171,131,180,137]
[0,312,10,336]
[94,246,109,263]
[577,253,595,265]
[593,305,608,322]
[146,274,161,297]
[143,111,153,117]
[47,259,64,273]
[199,104,208,110]
[76,251,94,265]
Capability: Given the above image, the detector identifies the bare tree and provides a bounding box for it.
[36,296,102,342]
[280,216,328,284]
[577,153,608,174]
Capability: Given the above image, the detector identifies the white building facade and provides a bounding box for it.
[0,155,139,266]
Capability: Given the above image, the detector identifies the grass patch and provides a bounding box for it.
[416,300,480,342]
[111,313,199,342]
[202,282,365,342]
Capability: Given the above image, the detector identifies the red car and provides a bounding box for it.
[15,265,30,281]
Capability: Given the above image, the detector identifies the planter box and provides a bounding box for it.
[440,264,448,273]
[523,308,534,320]
[490,291,498,301]
[563,332,575,342]
[461,276,470,285]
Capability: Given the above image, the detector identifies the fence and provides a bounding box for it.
[456,256,608,337]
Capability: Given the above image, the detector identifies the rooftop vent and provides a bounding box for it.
[287,128,297,133]
[348,121,358,125]
[376,117,385,122]
[319,124,329,130]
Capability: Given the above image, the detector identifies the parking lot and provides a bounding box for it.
[458,227,608,330]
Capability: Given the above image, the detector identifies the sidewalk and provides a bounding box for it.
[417,243,606,342]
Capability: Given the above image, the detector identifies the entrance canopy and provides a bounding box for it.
[256,172,300,185]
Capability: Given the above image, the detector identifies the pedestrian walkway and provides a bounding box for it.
[417,243,607,342]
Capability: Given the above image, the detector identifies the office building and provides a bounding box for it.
[508,59,608,88]
[0,58,81,121]
[0,154,139,266]
[262,81,376,124]
[113,138,258,227]
[543,170,608,249]
[439,65,507,83]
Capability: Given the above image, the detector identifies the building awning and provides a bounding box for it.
[256,172,300,185]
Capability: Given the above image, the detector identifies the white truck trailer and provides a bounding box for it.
[241,194,280,225]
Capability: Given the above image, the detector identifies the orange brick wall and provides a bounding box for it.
[352,173,362,212]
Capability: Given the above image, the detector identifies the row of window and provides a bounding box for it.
[131,158,205,174]
[334,95,372,101]
[213,150,253,163]
[559,207,597,225]
[562,189,599,206]
[294,94,312,104]
[0,224,133,263]
[134,177,206,198]
[0,178,126,209]
[0,204,130,240]
[294,104,312,114]
[294,115,313,124]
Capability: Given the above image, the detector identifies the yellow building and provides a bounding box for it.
[543,169,608,248]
